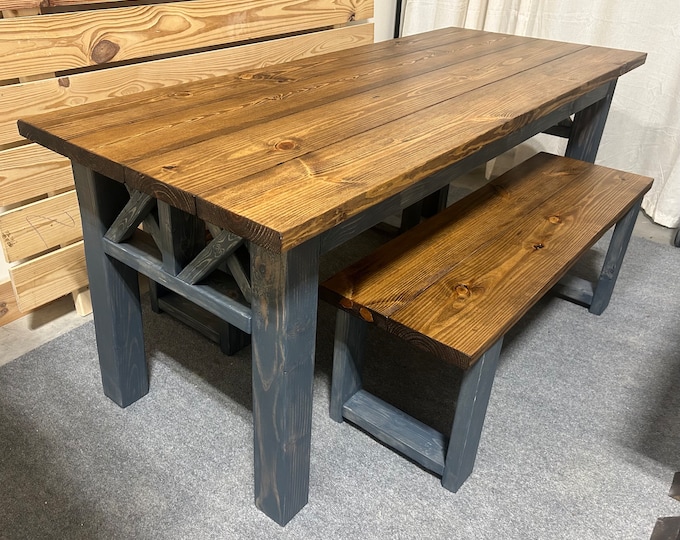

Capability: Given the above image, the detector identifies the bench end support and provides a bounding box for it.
[330,309,367,422]
[442,338,503,492]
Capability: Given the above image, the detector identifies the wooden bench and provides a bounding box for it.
[320,152,652,492]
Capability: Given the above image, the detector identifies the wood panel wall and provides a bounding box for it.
[0,0,374,319]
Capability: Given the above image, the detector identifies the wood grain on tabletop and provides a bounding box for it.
[17,27,495,208]
[18,29,647,252]
[197,47,645,250]
[120,37,578,194]
[75,32,531,167]
[322,156,652,367]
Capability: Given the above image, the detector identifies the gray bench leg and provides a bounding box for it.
[329,310,367,422]
[330,311,503,492]
[554,197,643,315]
[589,198,642,315]
[442,337,503,492]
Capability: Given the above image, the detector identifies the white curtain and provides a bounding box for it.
[402,0,680,228]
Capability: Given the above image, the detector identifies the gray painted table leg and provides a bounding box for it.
[71,164,148,408]
[249,238,320,526]
[442,338,503,493]
[563,79,624,315]
[566,80,616,163]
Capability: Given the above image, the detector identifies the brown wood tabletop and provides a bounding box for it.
[18,27,646,253]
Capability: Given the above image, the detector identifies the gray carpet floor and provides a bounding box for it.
[1,232,680,539]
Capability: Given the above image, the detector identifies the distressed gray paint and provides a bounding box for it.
[102,235,252,333]
[71,164,148,408]
[589,198,642,315]
[249,238,320,526]
[104,190,156,243]
[442,338,503,492]
[566,80,617,163]
[177,229,243,285]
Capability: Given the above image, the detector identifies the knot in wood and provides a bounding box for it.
[275,140,297,151]
[58,77,71,88]
[2,231,15,247]
[454,284,470,297]
[549,215,561,224]
[533,243,544,250]
[91,39,120,64]
[162,165,178,171]
[339,298,354,309]
[240,72,292,83]
[358,307,373,322]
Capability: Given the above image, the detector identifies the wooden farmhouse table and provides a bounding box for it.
[18,27,646,525]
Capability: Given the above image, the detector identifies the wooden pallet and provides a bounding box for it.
[0,0,374,318]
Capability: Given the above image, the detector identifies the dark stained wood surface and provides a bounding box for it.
[321,154,653,368]
[18,28,647,252]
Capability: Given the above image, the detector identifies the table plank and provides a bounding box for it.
[72,33,536,167]
[196,46,645,250]
[121,38,582,198]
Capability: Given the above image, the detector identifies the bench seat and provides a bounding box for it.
[320,152,652,491]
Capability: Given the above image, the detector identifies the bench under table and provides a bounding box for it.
[321,152,653,491]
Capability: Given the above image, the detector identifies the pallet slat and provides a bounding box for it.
[0,278,23,326]
[0,0,373,80]
[0,190,82,262]
[1,0,125,7]
[0,144,73,205]
[9,240,88,311]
